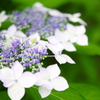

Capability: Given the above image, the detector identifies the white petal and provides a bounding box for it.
[38,40,48,48]
[76,34,88,46]
[15,31,26,38]
[75,25,86,35]
[61,54,75,64]
[0,11,6,18]
[52,76,69,91]
[29,33,40,42]
[67,23,76,34]
[77,18,87,26]
[33,2,49,12]
[43,81,53,90]
[68,17,79,22]
[18,72,37,88]
[47,64,60,79]
[73,13,81,17]
[0,15,8,22]
[38,86,51,98]
[3,80,15,88]
[34,67,50,86]
[48,9,63,17]
[55,29,69,43]
[55,29,63,41]
[8,82,25,100]
[40,67,49,77]
[11,61,23,80]
[55,55,67,64]
[0,11,8,22]
[33,2,43,8]
[64,42,76,52]
[55,54,75,64]
[0,68,14,82]
[34,72,47,86]
[47,36,59,44]
[68,15,87,26]
[7,25,17,37]
[47,43,63,54]
[69,36,77,43]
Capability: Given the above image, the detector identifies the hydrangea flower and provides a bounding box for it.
[0,11,8,27]
[0,61,37,100]
[64,13,87,26]
[47,43,75,64]
[33,2,50,12]
[33,2,87,26]
[47,29,76,52]
[1,24,26,49]
[65,23,88,46]
[34,64,69,98]
[0,2,88,100]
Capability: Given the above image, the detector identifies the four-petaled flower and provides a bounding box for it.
[34,64,69,98]
[0,61,37,100]
[47,29,76,52]
[64,13,87,26]
[65,23,88,46]
[1,24,26,49]
[47,43,75,64]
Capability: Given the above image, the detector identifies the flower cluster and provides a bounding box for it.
[0,2,88,100]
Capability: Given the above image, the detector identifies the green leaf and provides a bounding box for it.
[75,42,100,55]
[26,84,100,100]
[11,0,68,10]
[1,84,100,100]
[0,91,10,100]
[78,55,98,83]
[26,86,85,100]
[70,83,100,100]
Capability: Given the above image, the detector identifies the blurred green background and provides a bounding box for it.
[0,0,100,99]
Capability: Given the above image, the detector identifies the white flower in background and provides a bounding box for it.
[0,61,37,100]
[2,24,26,39]
[0,11,8,27]
[33,2,50,12]
[64,13,87,26]
[28,33,40,44]
[28,33,48,50]
[65,23,88,46]
[48,9,65,17]
[33,3,86,26]
[33,2,65,17]
[47,29,76,52]
[55,54,75,64]
[1,24,26,49]
[34,64,69,98]
[33,2,66,17]
[48,10,87,26]
[47,43,75,64]
[33,2,64,17]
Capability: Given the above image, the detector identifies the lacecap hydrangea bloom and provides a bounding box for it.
[0,2,88,100]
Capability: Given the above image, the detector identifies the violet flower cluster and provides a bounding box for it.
[0,2,88,100]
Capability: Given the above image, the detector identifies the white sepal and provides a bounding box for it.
[55,54,75,64]
[52,76,69,91]
[8,83,25,100]
[18,72,37,88]
[38,86,51,98]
